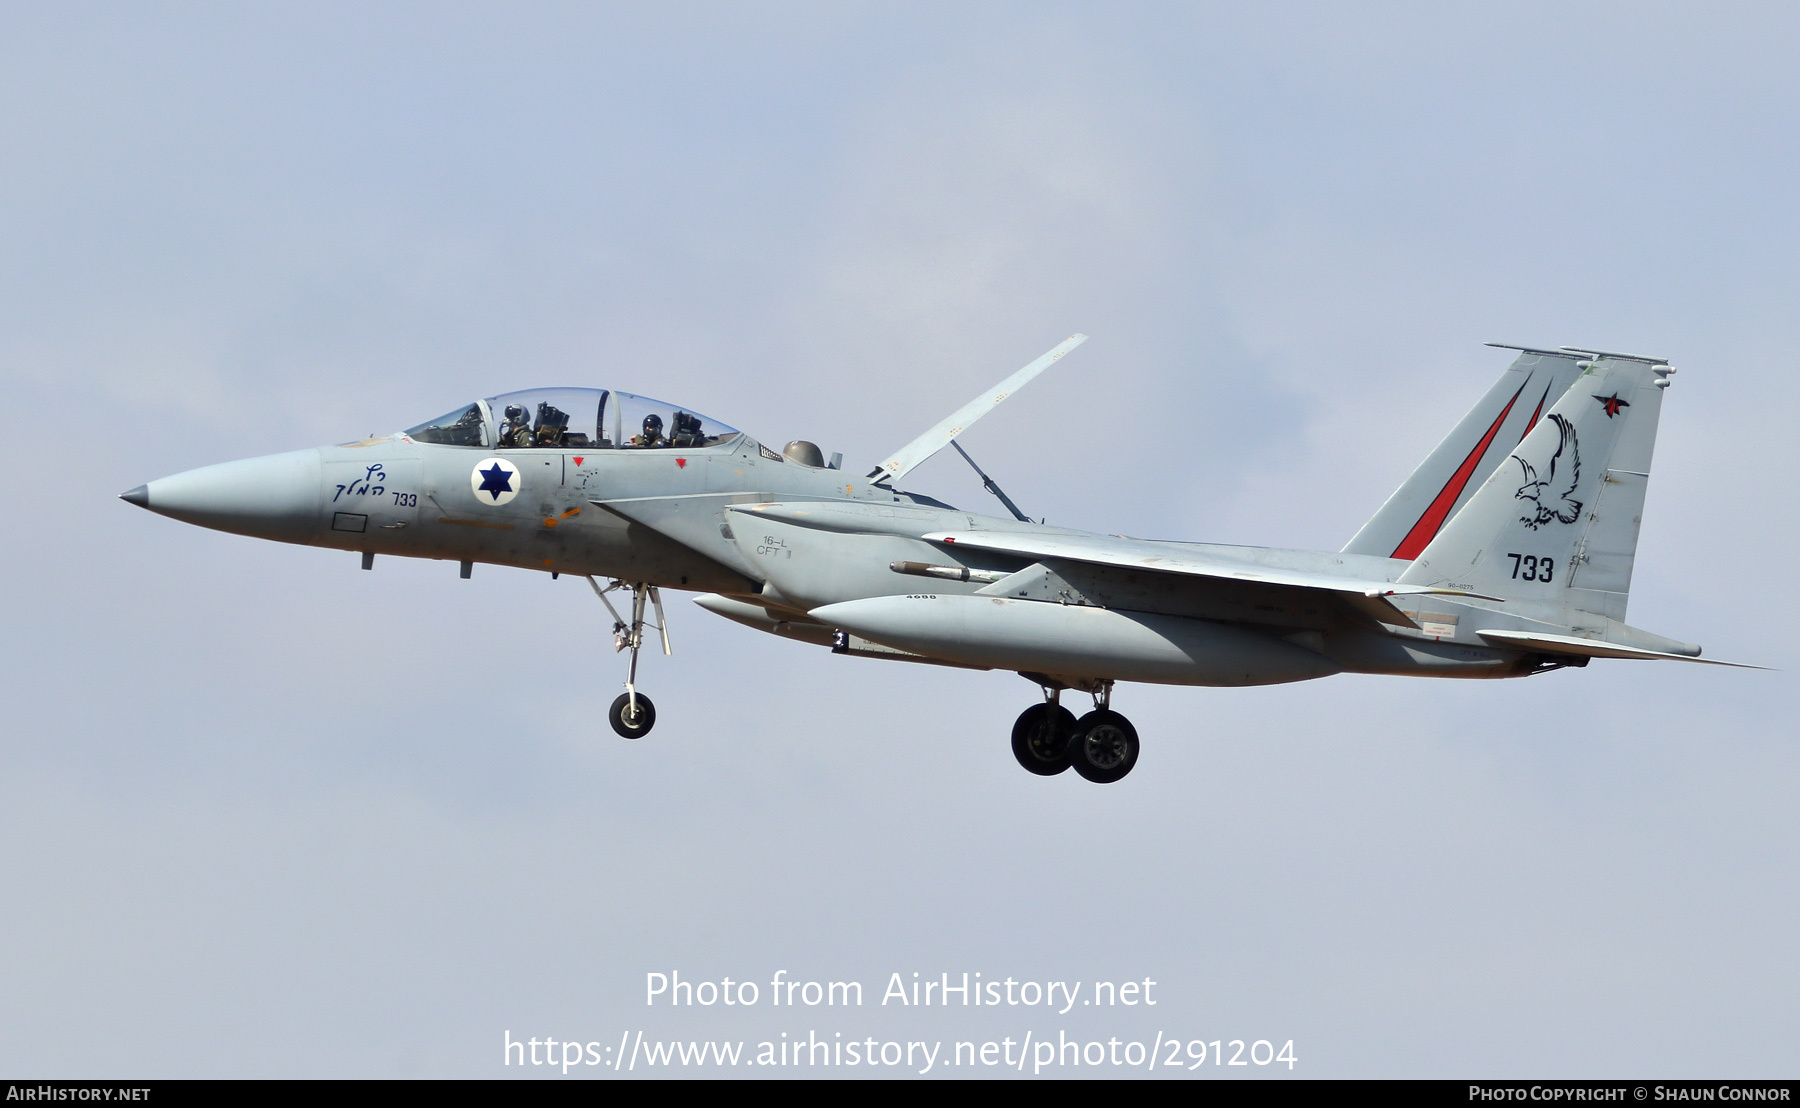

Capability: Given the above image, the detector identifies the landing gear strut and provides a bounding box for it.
[1015,676,1139,783]
[588,577,669,739]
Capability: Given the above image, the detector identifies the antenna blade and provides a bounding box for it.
[871,334,1086,484]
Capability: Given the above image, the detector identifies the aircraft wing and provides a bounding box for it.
[920,529,1501,626]
[871,334,1087,484]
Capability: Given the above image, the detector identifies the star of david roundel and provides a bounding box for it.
[470,457,521,506]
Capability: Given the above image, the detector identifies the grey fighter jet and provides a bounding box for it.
[122,337,1752,783]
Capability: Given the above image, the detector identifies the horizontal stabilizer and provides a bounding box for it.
[1475,629,1766,668]
[872,334,1087,484]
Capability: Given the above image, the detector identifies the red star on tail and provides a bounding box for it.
[1593,393,1631,418]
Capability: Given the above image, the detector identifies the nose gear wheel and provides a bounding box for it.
[609,692,657,738]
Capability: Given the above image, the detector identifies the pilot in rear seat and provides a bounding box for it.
[631,414,665,447]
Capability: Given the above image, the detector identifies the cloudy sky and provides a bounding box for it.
[3,1,1796,1078]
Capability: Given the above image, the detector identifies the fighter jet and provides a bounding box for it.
[121,337,1753,783]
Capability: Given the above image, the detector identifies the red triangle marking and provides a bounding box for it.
[676,458,687,468]
[572,456,584,466]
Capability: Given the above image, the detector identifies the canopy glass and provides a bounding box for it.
[404,388,740,450]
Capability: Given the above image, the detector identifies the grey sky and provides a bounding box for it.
[2,2,1796,1077]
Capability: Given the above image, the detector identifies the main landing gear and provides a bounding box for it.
[1011,679,1139,784]
[588,577,669,739]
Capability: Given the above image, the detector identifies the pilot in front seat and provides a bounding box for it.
[500,404,533,448]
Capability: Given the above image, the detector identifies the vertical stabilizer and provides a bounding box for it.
[1396,355,1672,620]
[1344,347,1586,558]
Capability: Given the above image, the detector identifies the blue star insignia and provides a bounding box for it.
[477,463,514,500]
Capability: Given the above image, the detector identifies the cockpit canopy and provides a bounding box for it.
[404,388,740,450]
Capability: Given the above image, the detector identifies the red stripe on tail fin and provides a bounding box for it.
[1519,381,1554,442]
[1389,380,1528,559]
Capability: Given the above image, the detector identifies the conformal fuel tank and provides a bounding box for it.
[808,594,1341,687]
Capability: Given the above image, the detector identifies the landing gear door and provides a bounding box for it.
[323,458,422,540]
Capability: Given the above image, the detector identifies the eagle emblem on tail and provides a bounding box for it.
[1514,413,1582,529]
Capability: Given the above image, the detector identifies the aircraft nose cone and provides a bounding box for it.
[135,448,323,543]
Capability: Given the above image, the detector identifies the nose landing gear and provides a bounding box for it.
[1014,677,1139,783]
[588,576,669,739]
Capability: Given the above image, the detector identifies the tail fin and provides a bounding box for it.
[1397,353,1673,620]
[1344,346,1587,558]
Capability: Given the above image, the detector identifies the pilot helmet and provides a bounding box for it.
[641,414,663,436]
[504,404,527,423]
